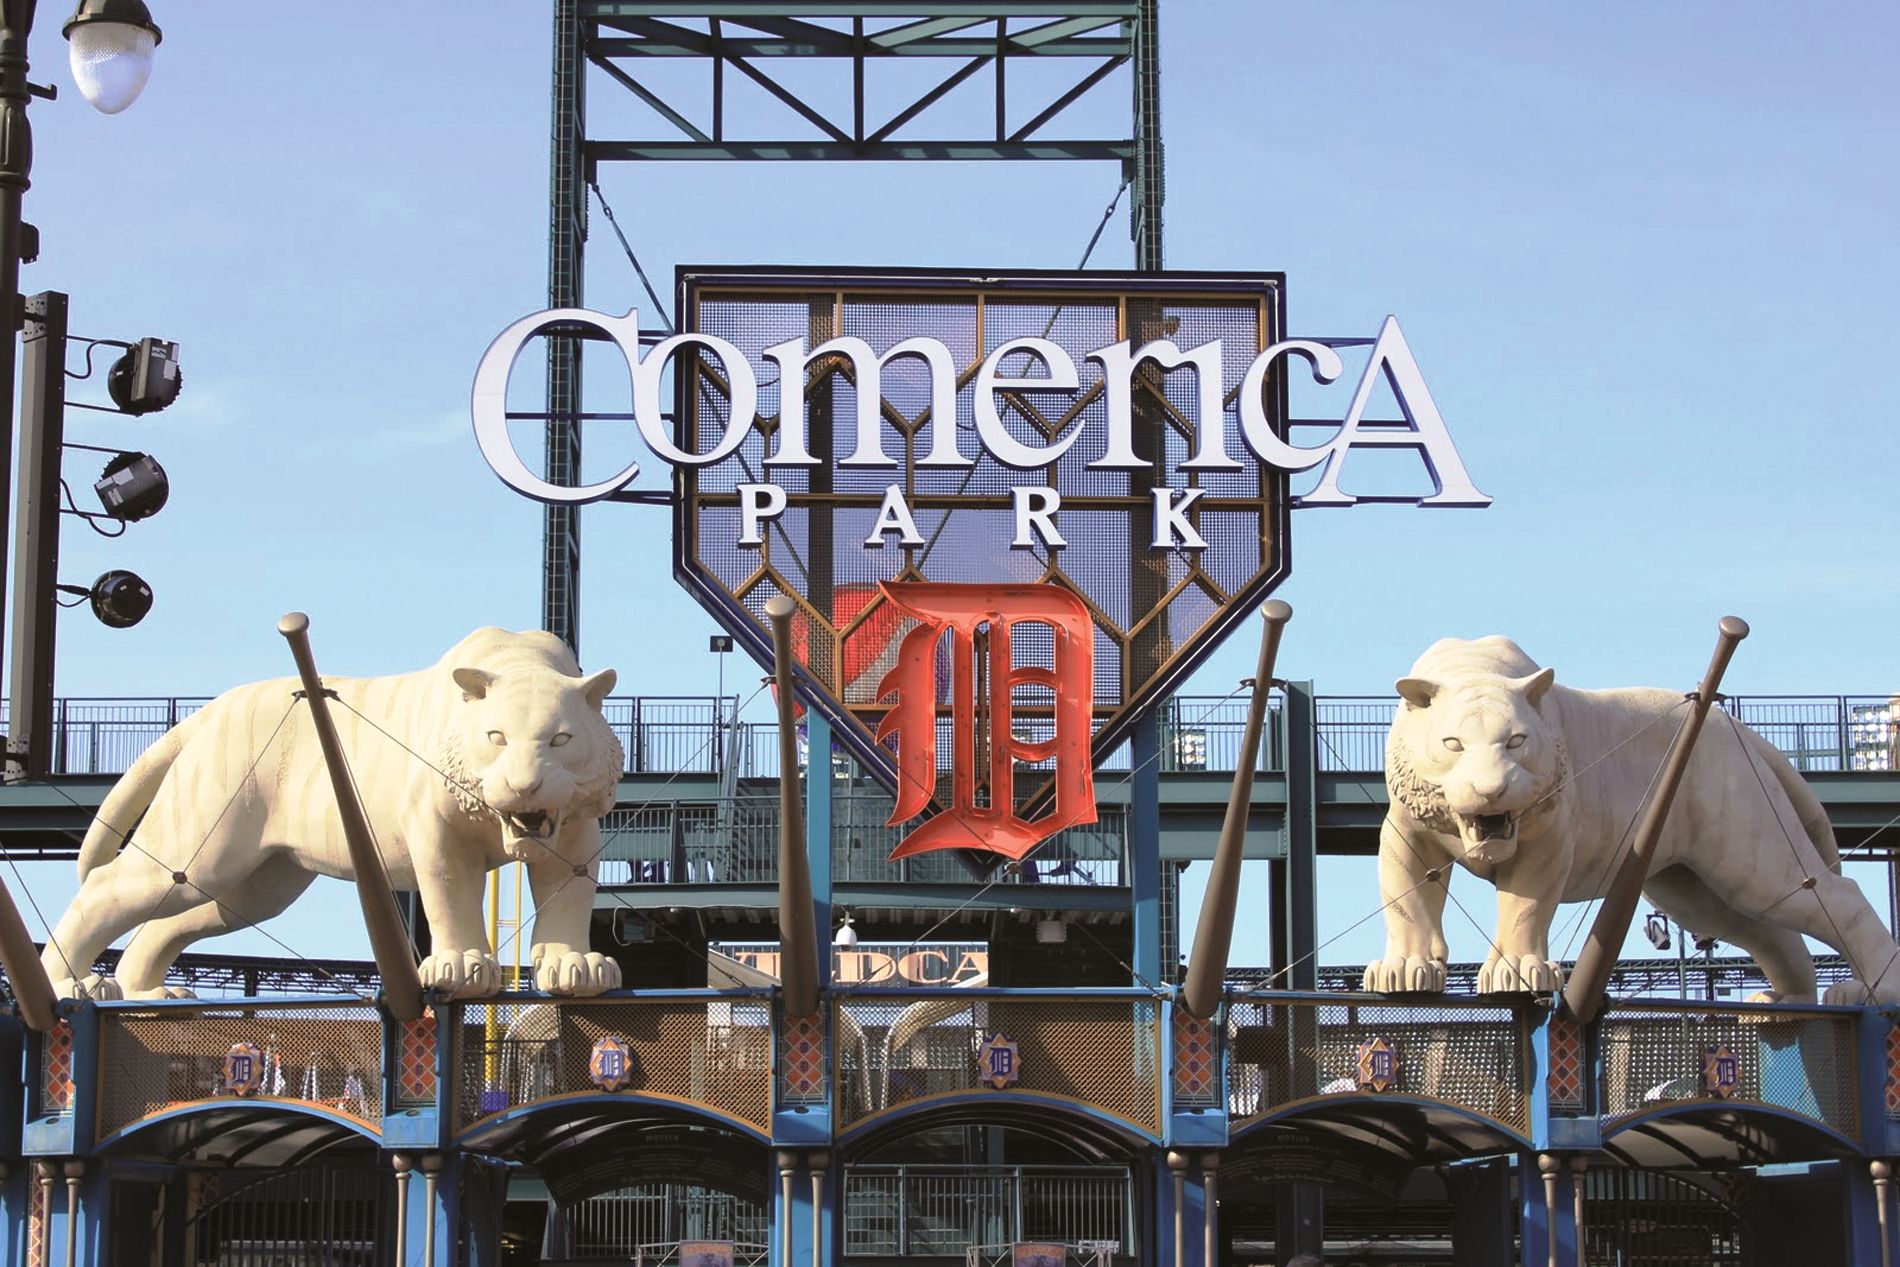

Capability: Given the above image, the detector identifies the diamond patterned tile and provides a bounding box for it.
[1172,1009,1216,1102]
[398,1012,438,1103]
[42,1020,72,1113]
[1886,1024,1900,1120]
[1547,1015,1583,1110]
[780,1014,826,1101]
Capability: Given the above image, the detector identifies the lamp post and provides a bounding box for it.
[0,0,162,747]
[0,0,160,1029]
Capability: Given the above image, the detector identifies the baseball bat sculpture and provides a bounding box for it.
[1181,600,1292,1019]
[768,595,821,1019]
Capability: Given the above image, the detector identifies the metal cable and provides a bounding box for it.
[589,180,673,332]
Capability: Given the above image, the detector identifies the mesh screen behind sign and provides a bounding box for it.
[674,268,1289,797]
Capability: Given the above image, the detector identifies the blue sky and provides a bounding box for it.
[9,2,1898,981]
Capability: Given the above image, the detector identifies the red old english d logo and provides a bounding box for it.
[876,581,1096,861]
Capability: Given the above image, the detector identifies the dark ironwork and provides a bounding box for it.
[539,2,1157,657]
[4,690,1896,780]
[672,269,1287,798]
[7,290,63,782]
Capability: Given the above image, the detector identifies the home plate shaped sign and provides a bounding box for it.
[473,266,1489,860]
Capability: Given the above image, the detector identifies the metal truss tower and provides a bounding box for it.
[541,0,1161,652]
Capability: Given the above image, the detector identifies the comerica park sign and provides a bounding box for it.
[471,269,1489,837]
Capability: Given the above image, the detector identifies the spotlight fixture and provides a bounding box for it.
[58,568,153,628]
[106,337,180,415]
[94,451,168,522]
[1035,917,1068,945]
[63,0,163,115]
[1643,911,1672,952]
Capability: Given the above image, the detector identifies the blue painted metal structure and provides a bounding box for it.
[4,980,1898,1264]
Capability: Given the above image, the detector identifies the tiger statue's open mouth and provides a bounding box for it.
[502,810,562,859]
[1456,811,1518,864]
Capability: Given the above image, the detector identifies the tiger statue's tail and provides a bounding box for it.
[77,708,208,880]
[1739,723,1841,873]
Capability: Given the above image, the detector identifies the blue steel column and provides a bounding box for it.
[1131,719,1162,984]
[0,1013,19,1263]
[544,0,586,653]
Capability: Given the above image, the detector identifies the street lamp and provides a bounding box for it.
[63,0,161,114]
[0,0,162,1032]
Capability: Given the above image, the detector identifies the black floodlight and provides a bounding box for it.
[58,569,153,628]
[1643,911,1672,952]
[94,450,167,521]
[106,337,180,414]
[710,634,734,653]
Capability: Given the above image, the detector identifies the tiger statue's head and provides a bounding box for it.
[1386,636,1570,867]
[441,657,624,861]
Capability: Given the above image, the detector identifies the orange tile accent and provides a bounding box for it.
[1547,1015,1584,1109]
[41,1021,73,1113]
[398,1012,437,1103]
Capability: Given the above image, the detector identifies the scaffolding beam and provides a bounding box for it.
[539,2,1160,647]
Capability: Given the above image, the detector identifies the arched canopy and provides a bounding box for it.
[1231,1093,1531,1171]
[1602,1103,1865,1169]
[96,1101,380,1167]
[458,1095,771,1205]
[840,1092,1157,1164]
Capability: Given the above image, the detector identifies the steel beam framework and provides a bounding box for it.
[540,1,1161,652]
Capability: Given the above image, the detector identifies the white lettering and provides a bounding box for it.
[864,484,925,548]
[1236,339,1348,471]
[737,483,787,546]
[764,335,967,468]
[1299,317,1493,508]
[471,307,647,504]
[1151,486,1209,549]
[472,305,1491,517]
[975,338,1083,468]
[633,333,758,467]
[1090,339,1228,471]
[1011,486,1066,549]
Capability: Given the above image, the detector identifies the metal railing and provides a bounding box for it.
[841,1165,1133,1259]
[556,1188,767,1260]
[597,796,1127,888]
[1597,998,1862,1138]
[451,993,775,1135]
[93,999,386,1141]
[1225,993,1534,1138]
[833,990,1163,1135]
[10,690,1894,777]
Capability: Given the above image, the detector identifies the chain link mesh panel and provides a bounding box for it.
[96,1002,385,1140]
[1227,996,1530,1136]
[833,993,1162,1135]
[677,272,1287,798]
[1599,1000,1859,1137]
[455,998,773,1134]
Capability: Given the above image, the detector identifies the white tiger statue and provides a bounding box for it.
[1365,635,1900,1005]
[42,627,625,1001]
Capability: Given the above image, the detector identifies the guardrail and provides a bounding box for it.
[841,1165,1133,1259]
[34,991,1895,1191]
[92,998,387,1140]
[1597,997,1862,1139]
[451,992,775,1136]
[11,691,1894,777]
[1225,992,1533,1138]
[833,989,1164,1137]
[597,796,1127,887]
